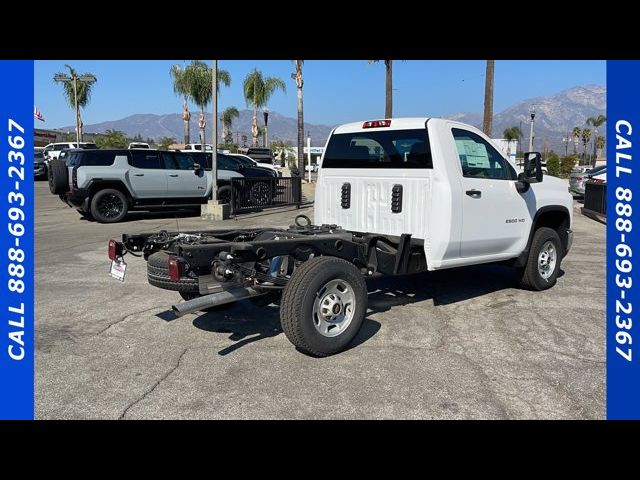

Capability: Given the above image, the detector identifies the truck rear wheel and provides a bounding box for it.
[280,256,368,357]
[517,227,562,291]
[47,158,69,194]
[90,189,129,223]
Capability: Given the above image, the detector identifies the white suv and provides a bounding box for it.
[43,142,98,161]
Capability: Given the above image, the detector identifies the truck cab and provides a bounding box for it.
[315,117,573,271]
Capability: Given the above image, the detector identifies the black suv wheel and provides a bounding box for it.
[90,189,129,223]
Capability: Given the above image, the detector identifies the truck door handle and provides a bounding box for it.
[169,174,179,177]
[134,174,144,177]
[465,189,481,198]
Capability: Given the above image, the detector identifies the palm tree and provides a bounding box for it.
[157,136,177,150]
[503,126,522,156]
[586,114,606,165]
[271,139,294,167]
[221,106,239,144]
[368,60,393,118]
[185,60,231,147]
[292,60,305,175]
[483,60,495,136]
[243,69,286,147]
[572,127,581,155]
[581,128,592,164]
[596,135,605,158]
[53,64,97,142]
[169,63,192,145]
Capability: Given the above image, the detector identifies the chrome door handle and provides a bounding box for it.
[465,189,481,198]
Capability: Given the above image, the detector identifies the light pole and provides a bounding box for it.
[307,131,312,183]
[211,60,218,202]
[263,108,269,148]
[562,133,569,157]
[528,105,536,152]
[53,71,96,145]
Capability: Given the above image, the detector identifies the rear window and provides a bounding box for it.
[129,151,161,169]
[322,129,432,169]
[80,150,117,166]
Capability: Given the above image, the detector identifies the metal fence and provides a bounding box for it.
[230,176,302,215]
[584,181,606,215]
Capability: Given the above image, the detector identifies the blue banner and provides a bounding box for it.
[607,60,640,419]
[0,60,34,419]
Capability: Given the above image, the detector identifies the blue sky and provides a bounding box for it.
[34,60,605,129]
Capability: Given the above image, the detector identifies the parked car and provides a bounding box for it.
[238,147,275,166]
[34,151,47,179]
[569,165,606,196]
[128,142,150,149]
[43,142,98,161]
[228,153,281,176]
[47,149,278,223]
[182,143,213,152]
[111,117,573,356]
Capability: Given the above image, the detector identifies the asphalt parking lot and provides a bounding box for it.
[35,180,605,419]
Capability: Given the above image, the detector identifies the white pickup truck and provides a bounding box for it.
[111,118,573,356]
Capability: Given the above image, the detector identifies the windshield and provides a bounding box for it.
[323,129,432,169]
[232,155,254,166]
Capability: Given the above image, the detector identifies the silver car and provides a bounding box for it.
[569,165,606,196]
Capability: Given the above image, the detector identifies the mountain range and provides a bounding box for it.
[60,84,605,152]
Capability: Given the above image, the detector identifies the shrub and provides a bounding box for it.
[560,155,578,177]
[546,154,561,177]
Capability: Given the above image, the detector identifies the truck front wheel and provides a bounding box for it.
[517,227,562,291]
[280,256,368,357]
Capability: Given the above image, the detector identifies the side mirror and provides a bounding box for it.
[193,163,201,173]
[523,152,543,183]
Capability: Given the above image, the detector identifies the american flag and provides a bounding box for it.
[34,106,45,122]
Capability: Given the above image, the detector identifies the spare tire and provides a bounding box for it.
[48,159,69,194]
[147,251,199,294]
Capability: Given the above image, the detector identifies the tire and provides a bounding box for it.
[47,159,69,194]
[90,188,129,223]
[249,181,273,206]
[217,185,232,204]
[147,251,199,293]
[517,227,562,291]
[280,256,368,357]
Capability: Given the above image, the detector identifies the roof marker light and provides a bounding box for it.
[363,120,391,129]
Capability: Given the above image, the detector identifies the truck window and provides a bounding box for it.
[452,128,516,180]
[162,152,196,170]
[80,151,116,166]
[129,151,162,169]
[322,129,432,169]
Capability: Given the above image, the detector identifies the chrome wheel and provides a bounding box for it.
[537,240,557,280]
[312,279,356,337]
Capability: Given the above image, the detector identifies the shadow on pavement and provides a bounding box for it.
[160,262,548,355]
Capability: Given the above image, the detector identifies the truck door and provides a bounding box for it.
[127,150,168,199]
[161,151,207,198]
[452,127,529,257]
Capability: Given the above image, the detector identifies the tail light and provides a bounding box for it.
[168,255,181,282]
[108,239,123,260]
[363,120,391,129]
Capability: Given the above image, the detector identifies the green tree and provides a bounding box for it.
[271,139,294,166]
[95,129,128,149]
[292,60,305,174]
[243,69,286,147]
[368,60,394,118]
[157,136,177,150]
[503,126,522,154]
[221,106,240,144]
[170,63,192,145]
[546,152,561,177]
[53,64,97,141]
[596,135,605,158]
[185,60,231,148]
[586,114,606,165]
[560,155,578,177]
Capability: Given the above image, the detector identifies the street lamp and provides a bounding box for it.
[528,105,536,152]
[263,108,269,148]
[53,71,97,146]
[562,133,569,157]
